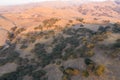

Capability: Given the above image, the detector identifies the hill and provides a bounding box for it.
[0,1,120,80]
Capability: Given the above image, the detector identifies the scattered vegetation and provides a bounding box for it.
[1,18,118,80]
[95,65,105,76]
[82,70,89,77]
[0,44,20,66]
[83,58,105,77]
[32,70,46,80]
[61,67,80,80]
[43,18,60,27]
[113,39,120,48]
[64,67,80,76]
[76,18,84,22]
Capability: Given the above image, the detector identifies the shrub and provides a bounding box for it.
[76,49,83,57]
[62,67,80,80]
[34,25,42,30]
[15,28,26,35]
[32,43,46,57]
[98,26,106,33]
[0,52,20,66]
[52,42,66,59]
[76,18,84,22]
[0,72,19,80]
[20,44,28,49]
[15,58,29,66]
[40,55,52,68]
[82,70,89,77]
[64,67,80,76]
[72,69,80,75]
[95,65,105,76]
[56,60,62,65]
[17,64,36,76]
[7,32,14,40]
[65,37,79,47]
[64,67,73,75]
[69,20,73,23]
[62,74,70,80]
[84,58,95,66]
[110,49,120,58]
[80,24,84,27]
[86,50,95,57]
[10,26,17,32]
[86,63,96,72]
[8,51,20,62]
[0,59,8,66]
[113,39,120,48]
[86,43,95,49]
[0,46,4,50]
[84,58,96,72]
[62,46,77,60]
[43,18,59,27]
[32,70,46,80]
[59,66,65,72]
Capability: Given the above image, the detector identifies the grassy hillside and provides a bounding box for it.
[0,19,120,80]
[0,1,120,80]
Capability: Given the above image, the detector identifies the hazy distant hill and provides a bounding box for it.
[0,0,120,28]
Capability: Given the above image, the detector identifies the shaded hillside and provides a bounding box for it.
[0,19,120,80]
[0,0,120,80]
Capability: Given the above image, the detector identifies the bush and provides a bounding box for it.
[52,42,66,59]
[113,39,120,48]
[64,67,80,76]
[98,26,106,33]
[86,50,95,57]
[62,74,70,80]
[34,25,42,30]
[7,32,14,41]
[15,28,26,35]
[0,51,20,66]
[56,60,62,65]
[32,70,46,80]
[0,72,19,80]
[84,58,95,66]
[65,37,79,47]
[63,46,77,60]
[62,67,80,80]
[0,59,8,66]
[32,43,46,57]
[86,64,96,72]
[112,23,120,33]
[82,70,89,77]
[59,66,65,72]
[84,58,96,72]
[40,55,53,68]
[72,69,80,75]
[69,20,73,23]
[76,18,84,22]
[43,18,59,27]
[15,58,29,65]
[95,65,105,76]
[80,24,84,27]
[0,46,4,50]
[86,43,95,49]
[20,44,28,49]
[10,26,17,32]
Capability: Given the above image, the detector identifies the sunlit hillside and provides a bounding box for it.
[0,0,120,80]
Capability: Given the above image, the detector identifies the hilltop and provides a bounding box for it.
[0,0,119,46]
